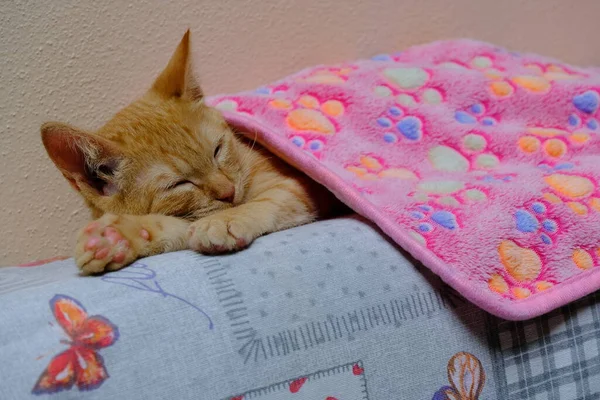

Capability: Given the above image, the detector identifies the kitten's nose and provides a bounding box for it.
[217,184,235,203]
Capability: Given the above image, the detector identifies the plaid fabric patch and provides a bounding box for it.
[489,291,600,400]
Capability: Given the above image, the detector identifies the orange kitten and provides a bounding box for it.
[41,31,341,274]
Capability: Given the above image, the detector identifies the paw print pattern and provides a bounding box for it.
[571,90,599,130]
[213,98,254,118]
[518,90,598,159]
[473,55,549,98]
[345,154,418,181]
[370,52,403,62]
[489,240,554,300]
[410,179,488,208]
[538,162,574,174]
[375,105,424,143]
[267,94,346,158]
[254,84,290,96]
[572,247,600,271]
[478,173,515,184]
[514,201,558,245]
[518,128,573,159]
[429,139,500,172]
[407,204,459,246]
[569,112,598,132]
[454,103,498,127]
[376,67,445,107]
[446,55,571,98]
[410,204,459,231]
[438,56,515,97]
[525,62,586,82]
[542,173,600,217]
[299,66,356,85]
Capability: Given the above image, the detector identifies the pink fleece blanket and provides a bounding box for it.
[207,40,600,320]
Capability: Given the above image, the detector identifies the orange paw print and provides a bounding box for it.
[518,127,590,159]
[269,95,344,136]
[542,173,600,217]
[572,247,600,271]
[488,240,553,300]
[345,154,418,181]
[269,95,346,157]
[460,55,553,98]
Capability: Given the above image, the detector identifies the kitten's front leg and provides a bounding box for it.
[188,184,316,254]
[75,214,190,274]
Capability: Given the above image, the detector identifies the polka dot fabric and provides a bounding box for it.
[207,39,600,320]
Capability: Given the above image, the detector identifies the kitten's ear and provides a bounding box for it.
[41,122,122,196]
[151,29,202,101]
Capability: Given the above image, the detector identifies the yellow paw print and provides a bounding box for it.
[525,63,586,82]
[345,154,418,181]
[300,66,355,84]
[410,180,488,208]
[269,95,344,135]
[376,66,444,106]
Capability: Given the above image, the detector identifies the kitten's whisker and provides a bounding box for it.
[249,129,258,152]
[236,128,260,168]
[248,157,274,169]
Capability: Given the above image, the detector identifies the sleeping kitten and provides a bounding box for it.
[41,31,341,274]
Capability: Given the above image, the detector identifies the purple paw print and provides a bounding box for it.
[376,106,424,143]
[455,103,498,126]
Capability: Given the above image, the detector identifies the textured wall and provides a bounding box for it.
[2,0,600,265]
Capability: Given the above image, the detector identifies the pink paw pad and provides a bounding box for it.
[95,248,110,260]
[85,237,100,251]
[140,229,150,240]
[104,227,123,245]
[84,222,99,234]
[112,251,126,263]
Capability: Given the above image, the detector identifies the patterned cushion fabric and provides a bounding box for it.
[1,215,599,399]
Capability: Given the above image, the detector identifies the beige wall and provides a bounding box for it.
[2,0,600,265]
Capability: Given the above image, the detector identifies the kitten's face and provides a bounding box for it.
[96,95,246,219]
[41,31,247,220]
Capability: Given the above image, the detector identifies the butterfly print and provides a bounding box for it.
[31,294,119,395]
[433,352,486,400]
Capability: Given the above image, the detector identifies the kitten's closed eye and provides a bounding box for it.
[169,180,193,190]
[214,144,222,159]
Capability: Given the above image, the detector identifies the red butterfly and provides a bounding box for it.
[32,294,119,394]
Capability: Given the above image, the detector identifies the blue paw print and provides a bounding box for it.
[255,87,271,95]
[573,90,599,114]
[371,52,402,61]
[410,204,459,232]
[568,113,598,131]
[290,136,324,154]
[538,162,574,173]
[376,106,423,143]
[455,103,497,126]
[514,202,558,245]
[254,86,288,96]
[480,174,514,184]
[570,91,599,132]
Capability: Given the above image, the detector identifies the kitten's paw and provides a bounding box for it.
[188,214,254,254]
[75,214,149,274]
